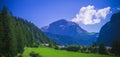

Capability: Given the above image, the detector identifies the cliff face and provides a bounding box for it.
[97,12,120,46]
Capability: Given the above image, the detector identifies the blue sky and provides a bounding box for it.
[0,0,120,32]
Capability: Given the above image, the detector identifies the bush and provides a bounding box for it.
[16,53,23,57]
[30,51,42,57]
[66,45,80,52]
[54,46,59,50]
[32,43,39,48]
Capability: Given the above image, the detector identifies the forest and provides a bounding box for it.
[0,7,55,57]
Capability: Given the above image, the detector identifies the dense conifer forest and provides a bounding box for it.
[0,7,54,57]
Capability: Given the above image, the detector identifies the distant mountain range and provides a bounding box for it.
[41,19,98,45]
[97,12,120,46]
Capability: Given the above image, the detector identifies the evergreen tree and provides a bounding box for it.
[0,6,17,57]
[98,43,107,54]
[91,42,98,53]
[111,39,120,56]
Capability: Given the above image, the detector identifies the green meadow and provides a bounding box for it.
[23,47,118,57]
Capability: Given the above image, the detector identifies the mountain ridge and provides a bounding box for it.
[41,19,98,45]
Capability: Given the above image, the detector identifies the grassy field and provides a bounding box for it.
[23,47,118,57]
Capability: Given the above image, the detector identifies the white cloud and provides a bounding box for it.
[72,5,111,25]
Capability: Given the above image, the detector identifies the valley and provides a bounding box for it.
[23,47,118,57]
[0,0,120,57]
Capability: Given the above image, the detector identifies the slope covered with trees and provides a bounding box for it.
[0,7,54,57]
[97,12,120,46]
[97,12,120,56]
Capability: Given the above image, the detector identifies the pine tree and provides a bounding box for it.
[0,6,17,57]
[99,43,107,54]
[111,39,120,56]
[91,42,98,53]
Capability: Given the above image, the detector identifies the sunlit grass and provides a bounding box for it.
[23,47,118,57]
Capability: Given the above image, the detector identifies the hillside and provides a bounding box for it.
[0,7,54,57]
[97,12,120,46]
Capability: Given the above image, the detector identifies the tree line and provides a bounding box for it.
[55,41,120,56]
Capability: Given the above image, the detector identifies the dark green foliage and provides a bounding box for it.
[54,45,59,50]
[32,42,39,48]
[99,43,107,54]
[80,46,87,53]
[0,6,17,57]
[16,54,23,57]
[91,42,98,53]
[66,45,80,52]
[0,7,55,57]
[30,51,42,57]
[111,39,120,56]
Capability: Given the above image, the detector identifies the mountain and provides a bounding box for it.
[42,19,87,36]
[97,12,120,46]
[41,19,98,45]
